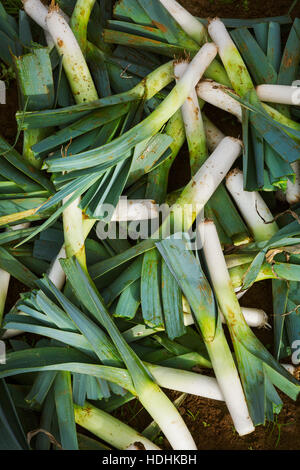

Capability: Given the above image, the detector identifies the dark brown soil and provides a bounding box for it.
[1,0,299,452]
[0,80,19,145]
[181,0,300,19]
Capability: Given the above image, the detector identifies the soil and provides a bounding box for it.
[1,0,299,452]
[0,80,19,145]
[180,0,300,19]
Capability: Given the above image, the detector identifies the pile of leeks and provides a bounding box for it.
[0,0,300,451]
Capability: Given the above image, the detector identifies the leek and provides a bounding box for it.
[226,168,278,242]
[74,401,160,450]
[200,219,300,425]
[197,79,242,122]
[256,84,300,105]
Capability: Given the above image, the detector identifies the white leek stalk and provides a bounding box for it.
[157,0,232,87]
[208,18,254,97]
[74,402,160,450]
[147,363,224,401]
[137,382,197,449]
[142,393,187,442]
[197,80,242,122]
[199,220,255,435]
[48,246,66,291]
[200,219,300,426]
[203,114,225,151]
[286,162,300,205]
[62,195,86,271]
[159,0,207,44]
[222,307,270,329]
[0,270,10,325]
[46,7,98,104]
[111,198,158,222]
[174,61,207,173]
[46,5,98,271]
[182,297,269,329]
[23,0,48,30]
[208,18,300,133]
[170,136,242,231]
[256,84,300,105]
[204,330,254,436]
[22,0,69,48]
[225,168,278,242]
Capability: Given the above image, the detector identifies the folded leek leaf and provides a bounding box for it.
[54,371,78,450]
[14,48,55,111]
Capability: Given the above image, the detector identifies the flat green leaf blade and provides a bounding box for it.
[0,136,54,194]
[14,48,55,111]
[114,279,141,320]
[161,258,186,340]
[54,371,78,450]
[141,249,164,328]
[60,258,151,390]
[242,107,257,191]
[253,23,268,53]
[156,236,216,341]
[89,239,155,279]
[114,0,152,24]
[277,18,300,85]
[102,257,143,305]
[208,184,249,242]
[250,112,300,164]
[272,279,289,360]
[32,103,131,159]
[127,133,173,187]
[16,91,144,130]
[231,27,277,84]
[250,125,265,188]
[4,315,94,355]
[26,370,57,407]
[137,0,199,49]
[0,347,135,393]
[267,22,281,73]
[103,29,184,57]
[41,277,122,366]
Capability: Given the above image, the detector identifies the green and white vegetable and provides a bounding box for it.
[197,80,242,122]
[225,169,278,242]
[74,402,160,450]
[256,84,300,105]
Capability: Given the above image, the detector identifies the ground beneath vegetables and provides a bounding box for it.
[1,0,299,451]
